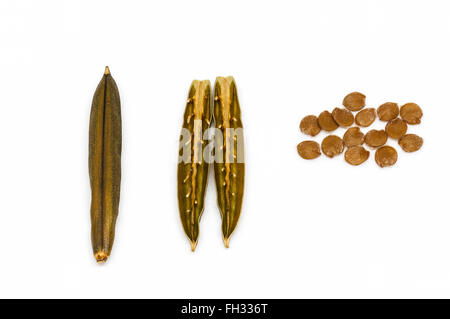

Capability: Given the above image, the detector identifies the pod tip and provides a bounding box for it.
[95,251,108,264]
[104,66,110,75]
[190,241,197,252]
[223,237,230,248]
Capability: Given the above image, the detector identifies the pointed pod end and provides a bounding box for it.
[223,237,230,248]
[190,241,198,252]
[95,251,109,264]
[104,66,111,75]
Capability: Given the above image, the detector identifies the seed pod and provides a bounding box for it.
[177,80,212,251]
[343,92,366,111]
[355,108,376,127]
[343,127,364,147]
[321,135,344,158]
[400,103,423,124]
[89,67,122,263]
[365,129,388,148]
[300,115,321,136]
[398,134,423,152]
[375,146,398,167]
[377,102,399,121]
[213,76,245,248]
[297,141,321,159]
[345,146,370,165]
[318,110,338,131]
[332,107,354,127]
[385,118,407,139]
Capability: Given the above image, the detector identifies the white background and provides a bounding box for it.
[0,0,448,298]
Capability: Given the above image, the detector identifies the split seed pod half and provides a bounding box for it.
[177,80,212,251]
[89,67,122,263]
[213,76,245,248]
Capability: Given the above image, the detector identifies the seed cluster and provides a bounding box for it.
[296,92,424,167]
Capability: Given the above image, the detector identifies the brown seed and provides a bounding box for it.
[398,134,423,152]
[400,103,423,124]
[321,135,344,158]
[332,107,354,127]
[343,127,364,147]
[377,102,399,121]
[297,141,321,159]
[300,115,321,136]
[375,146,398,167]
[343,92,366,111]
[365,129,388,147]
[385,118,407,139]
[345,146,370,165]
[355,108,376,127]
[318,110,339,131]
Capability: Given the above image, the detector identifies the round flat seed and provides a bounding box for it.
[343,127,364,147]
[400,103,423,124]
[355,108,376,127]
[332,107,354,127]
[377,102,399,121]
[297,141,321,159]
[375,146,398,167]
[318,110,339,131]
[385,118,407,139]
[321,135,344,158]
[300,115,321,136]
[345,146,370,165]
[398,134,423,152]
[343,92,366,111]
[365,129,388,147]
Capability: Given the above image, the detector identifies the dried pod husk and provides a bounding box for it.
[385,118,407,139]
[321,135,344,158]
[318,110,338,131]
[297,141,321,159]
[377,102,399,121]
[355,108,376,127]
[343,92,366,111]
[213,76,245,248]
[365,129,388,148]
[89,67,122,263]
[300,115,321,136]
[375,146,398,167]
[398,134,423,152]
[332,107,354,127]
[345,146,370,165]
[343,127,364,147]
[400,103,423,124]
[177,80,212,251]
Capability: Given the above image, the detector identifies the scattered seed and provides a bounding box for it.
[377,102,399,121]
[343,92,366,111]
[385,118,407,139]
[400,103,423,124]
[343,127,364,147]
[345,146,370,165]
[365,129,388,147]
[332,107,354,127]
[321,135,344,158]
[375,146,398,167]
[318,110,339,131]
[398,134,423,152]
[355,108,376,127]
[297,141,321,159]
[300,115,321,136]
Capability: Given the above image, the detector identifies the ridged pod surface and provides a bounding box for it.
[89,67,122,263]
[177,80,212,251]
[213,76,245,248]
